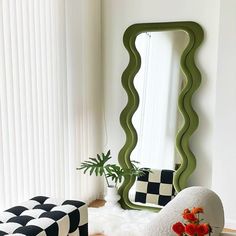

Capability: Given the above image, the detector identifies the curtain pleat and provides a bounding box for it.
[0,0,103,211]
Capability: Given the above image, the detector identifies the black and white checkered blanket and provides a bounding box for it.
[135,169,176,206]
[0,196,88,236]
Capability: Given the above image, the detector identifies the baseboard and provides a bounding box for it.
[225,219,236,230]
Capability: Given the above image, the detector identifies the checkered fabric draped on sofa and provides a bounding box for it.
[0,196,88,236]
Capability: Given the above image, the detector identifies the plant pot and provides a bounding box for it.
[105,186,121,208]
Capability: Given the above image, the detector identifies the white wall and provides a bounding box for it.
[213,0,236,229]
[102,0,220,187]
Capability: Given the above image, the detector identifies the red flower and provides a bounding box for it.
[191,207,204,214]
[172,207,212,236]
[172,222,185,235]
[182,208,191,215]
[183,213,198,222]
[196,223,210,235]
[185,223,197,235]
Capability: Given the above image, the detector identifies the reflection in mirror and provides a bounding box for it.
[129,30,189,208]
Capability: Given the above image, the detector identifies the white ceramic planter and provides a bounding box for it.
[105,186,121,207]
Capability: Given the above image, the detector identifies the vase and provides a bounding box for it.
[104,186,121,207]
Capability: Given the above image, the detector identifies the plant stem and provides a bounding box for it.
[104,171,110,187]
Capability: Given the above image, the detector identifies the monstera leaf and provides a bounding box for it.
[77,150,112,176]
[130,160,151,177]
[105,164,124,185]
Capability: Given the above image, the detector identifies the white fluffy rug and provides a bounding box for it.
[88,206,157,236]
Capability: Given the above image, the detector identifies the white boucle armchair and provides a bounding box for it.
[144,186,225,236]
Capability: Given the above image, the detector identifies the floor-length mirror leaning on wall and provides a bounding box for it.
[118,22,204,212]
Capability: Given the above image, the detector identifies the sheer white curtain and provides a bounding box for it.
[0,0,103,210]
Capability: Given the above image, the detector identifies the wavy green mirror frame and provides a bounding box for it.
[118,21,204,212]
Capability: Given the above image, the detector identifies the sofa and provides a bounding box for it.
[0,196,88,236]
[144,186,225,236]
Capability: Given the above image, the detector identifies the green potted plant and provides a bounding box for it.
[77,150,148,207]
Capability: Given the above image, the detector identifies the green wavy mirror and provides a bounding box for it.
[118,22,204,211]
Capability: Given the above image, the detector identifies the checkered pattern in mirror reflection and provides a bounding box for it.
[135,169,176,206]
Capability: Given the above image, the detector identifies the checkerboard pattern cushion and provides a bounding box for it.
[135,169,176,206]
[0,196,88,236]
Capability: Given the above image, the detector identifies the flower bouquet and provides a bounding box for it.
[172,207,212,236]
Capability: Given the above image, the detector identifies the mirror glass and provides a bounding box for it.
[129,30,189,208]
